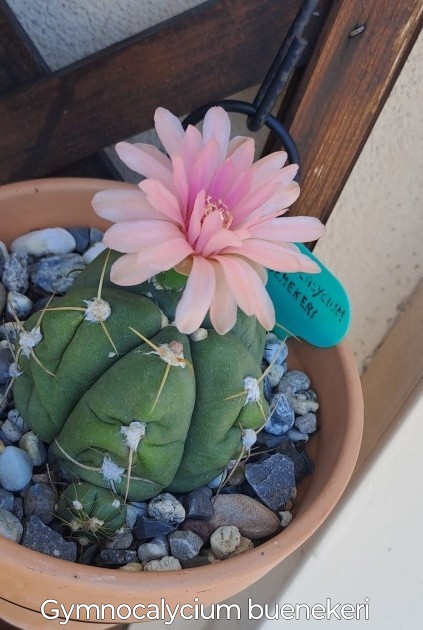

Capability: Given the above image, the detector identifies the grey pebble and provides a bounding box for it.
[66,227,90,254]
[22,515,77,562]
[266,363,286,388]
[105,528,133,550]
[2,252,29,293]
[287,428,309,442]
[294,412,317,434]
[185,486,213,520]
[0,243,8,277]
[0,283,6,313]
[0,419,23,443]
[23,483,57,524]
[125,504,138,529]
[263,339,288,365]
[133,516,176,540]
[245,453,296,511]
[128,501,148,518]
[288,391,319,415]
[148,493,185,524]
[0,445,33,491]
[0,508,23,542]
[0,488,14,511]
[99,549,138,567]
[263,376,274,403]
[12,496,24,520]
[265,393,295,435]
[19,431,47,466]
[6,291,33,319]
[8,409,29,433]
[77,543,99,565]
[277,370,311,395]
[210,494,280,540]
[89,227,104,246]
[0,322,18,343]
[30,254,84,293]
[137,536,169,563]
[168,530,204,561]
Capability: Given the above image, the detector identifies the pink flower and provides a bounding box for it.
[92,107,325,335]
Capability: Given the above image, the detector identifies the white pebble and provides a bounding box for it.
[295,412,317,434]
[287,428,309,443]
[0,446,33,491]
[6,292,33,320]
[148,493,185,524]
[266,363,285,388]
[0,241,9,262]
[279,511,293,527]
[82,242,106,264]
[143,556,181,572]
[138,536,169,563]
[11,228,76,257]
[207,470,227,489]
[210,525,241,559]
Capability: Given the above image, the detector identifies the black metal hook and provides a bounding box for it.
[182,100,300,180]
[182,0,320,183]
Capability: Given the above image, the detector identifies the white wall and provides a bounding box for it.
[6,0,423,372]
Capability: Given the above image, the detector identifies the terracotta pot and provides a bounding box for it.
[0,178,363,629]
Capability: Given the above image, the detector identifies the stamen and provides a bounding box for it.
[202,196,233,229]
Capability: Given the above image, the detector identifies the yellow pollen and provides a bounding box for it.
[203,196,233,229]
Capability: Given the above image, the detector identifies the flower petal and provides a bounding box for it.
[181,124,204,171]
[194,210,223,254]
[200,227,244,258]
[135,238,194,273]
[187,189,206,245]
[92,189,163,222]
[115,142,173,189]
[202,107,231,160]
[227,137,255,169]
[188,139,221,208]
[223,239,321,272]
[209,260,237,334]
[213,255,257,316]
[235,182,300,228]
[172,155,189,216]
[248,217,325,243]
[110,253,155,286]
[154,107,185,157]
[103,220,182,253]
[139,179,184,227]
[251,151,288,178]
[174,257,216,333]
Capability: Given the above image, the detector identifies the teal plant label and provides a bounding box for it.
[266,243,351,347]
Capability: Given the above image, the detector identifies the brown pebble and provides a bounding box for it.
[210,494,280,540]
[180,518,214,542]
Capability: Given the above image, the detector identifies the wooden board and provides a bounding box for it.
[266,0,423,223]
[0,0,302,183]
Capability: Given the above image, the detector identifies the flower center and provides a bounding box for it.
[203,196,233,229]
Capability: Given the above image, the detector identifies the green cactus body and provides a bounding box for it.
[57,482,127,540]
[12,250,268,506]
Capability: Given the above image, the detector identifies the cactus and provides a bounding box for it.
[12,250,268,507]
[57,482,127,540]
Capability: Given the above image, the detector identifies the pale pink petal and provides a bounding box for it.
[174,257,216,333]
[213,255,257,316]
[154,108,185,157]
[209,261,237,334]
[139,179,184,227]
[115,142,173,190]
[92,189,164,222]
[251,151,288,178]
[223,170,252,210]
[251,161,298,188]
[200,227,243,258]
[103,220,182,253]
[135,238,194,272]
[194,210,223,254]
[248,217,325,243]
[172,155,189,216]
[181,125,204,171]
[202,107,231,160]
[235,182,300,228]
[227,135,252,158]
[227,137,255,170]
[110,253,155,286]
[223,239,321,273]
[187,189,206,245]
[248,271,275,330]
[188,139,221,207]
[207,160,240,202]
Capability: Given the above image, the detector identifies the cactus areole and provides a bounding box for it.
[12,250,268,502]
